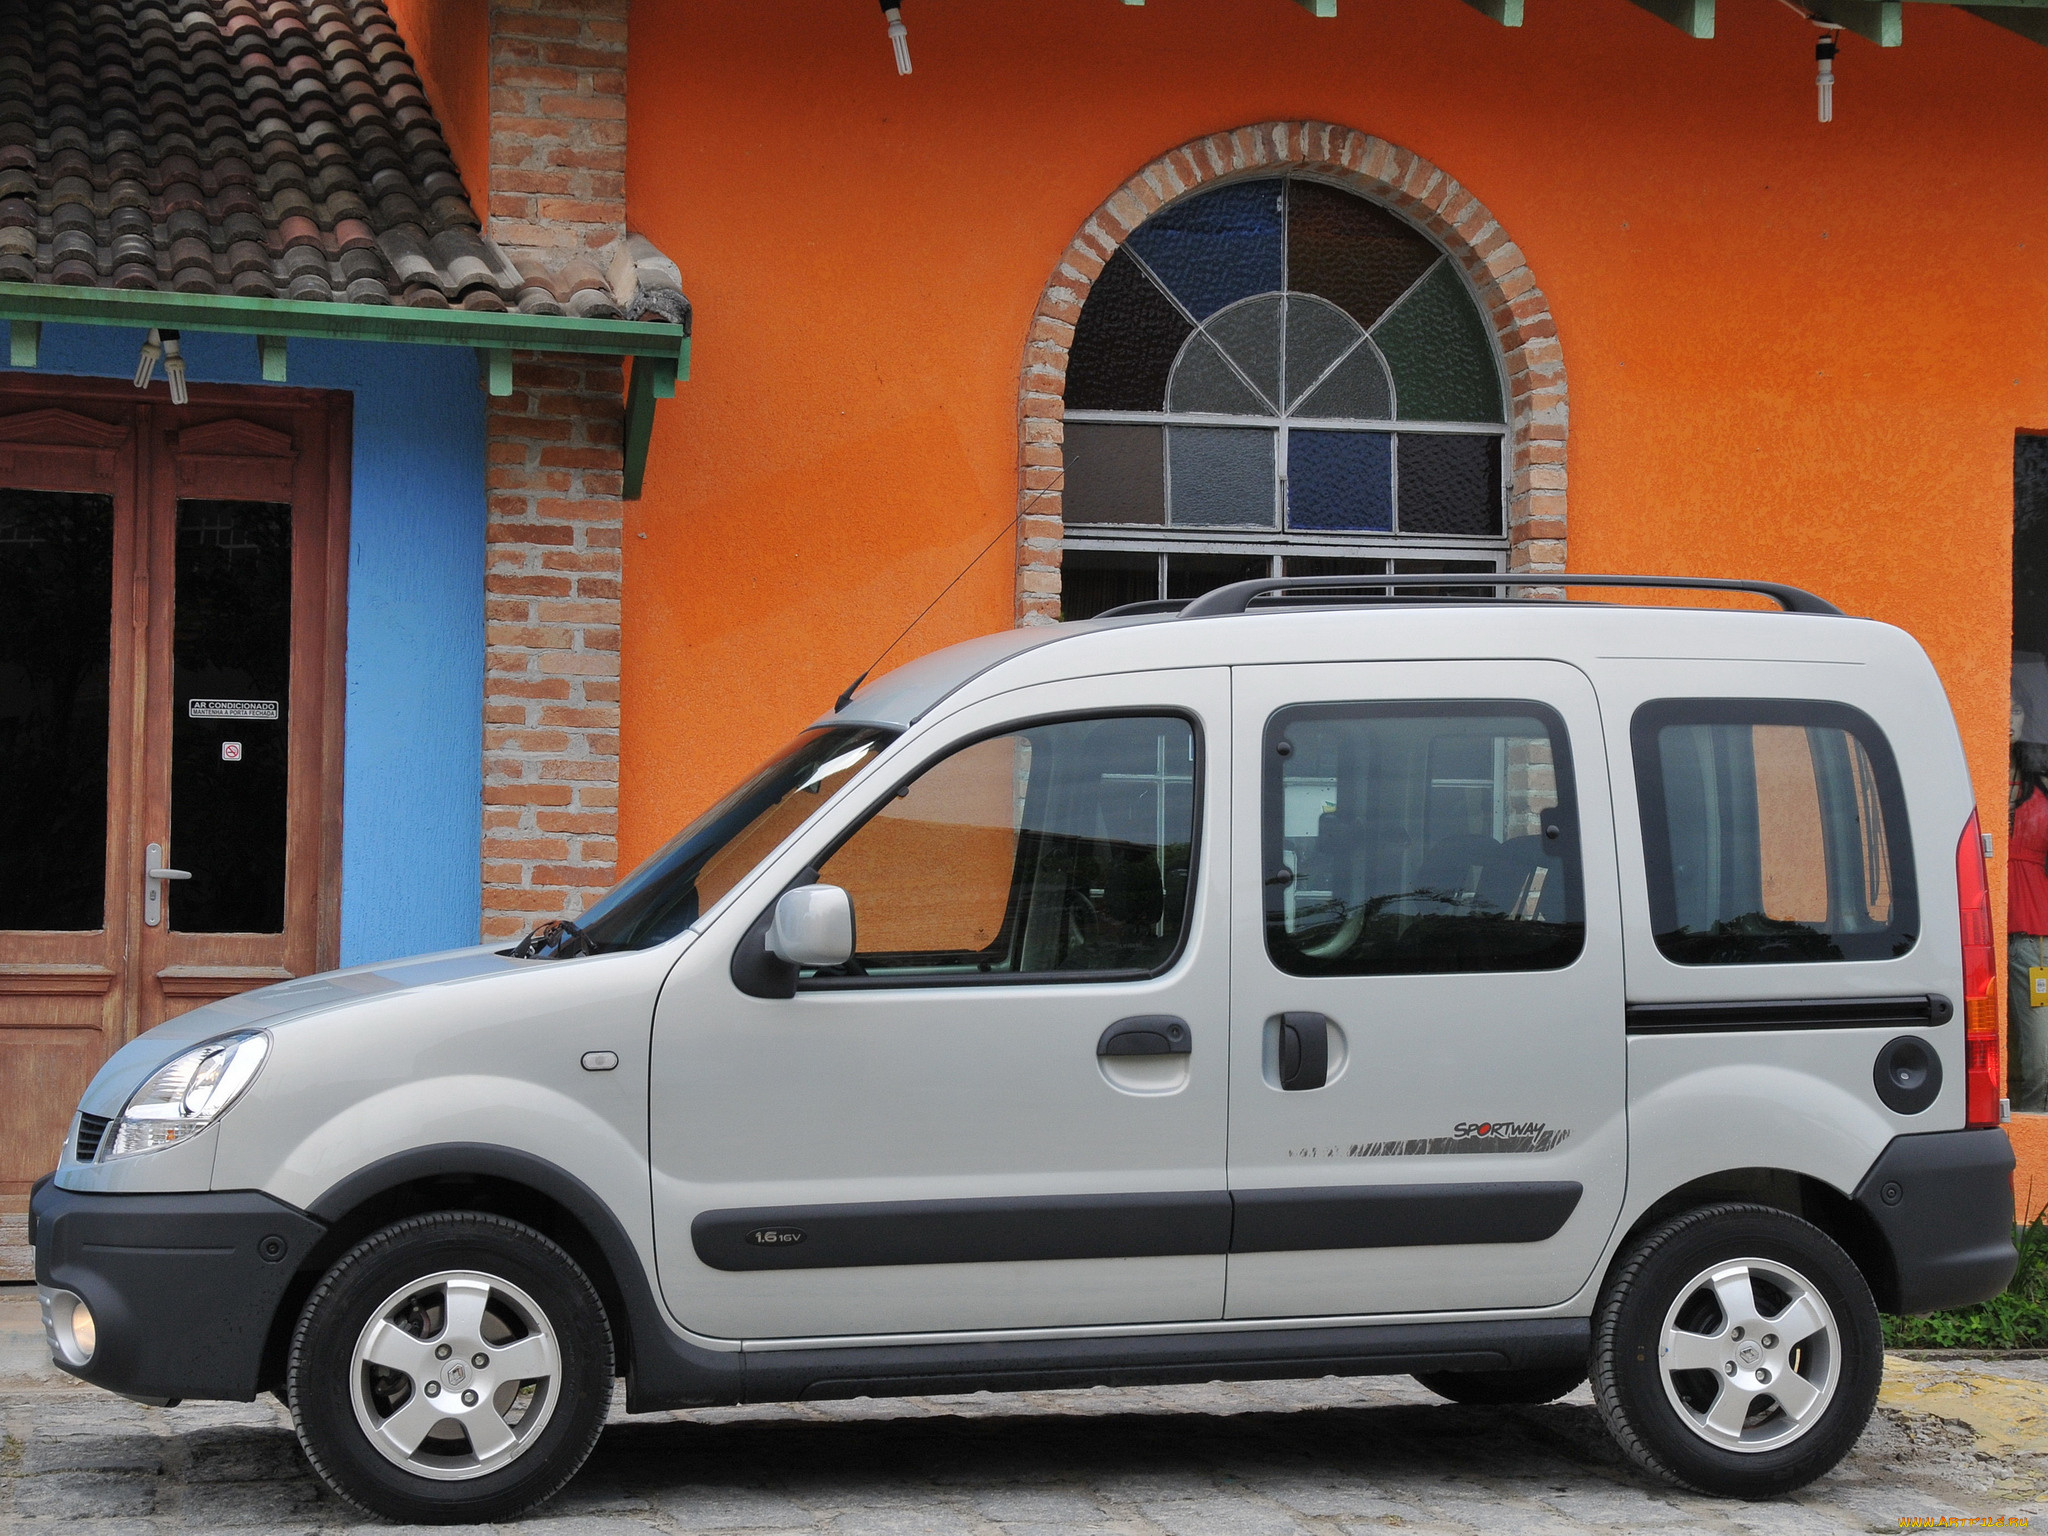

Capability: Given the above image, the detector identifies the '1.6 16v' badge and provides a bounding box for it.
[747,1227,805,1246]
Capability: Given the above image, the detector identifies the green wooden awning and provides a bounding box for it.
[0,282,689,500]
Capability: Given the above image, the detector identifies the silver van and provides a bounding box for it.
[34,573,2018,1523]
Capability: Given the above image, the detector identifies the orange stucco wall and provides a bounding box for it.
[621,0,2048,1199]
[388,0,490,208]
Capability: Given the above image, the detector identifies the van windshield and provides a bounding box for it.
[571,726,895,953]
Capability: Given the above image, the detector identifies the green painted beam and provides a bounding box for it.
[9,319,37,368]
[1966,3,2048,38]
[622,352,680,501]
[1627,0,1713,34]
[0,281,687,364]
[1294,0,1338,14]
[258,332,287,382]
[1814,0,1903,42]
[1459,0,1525,22]
[1917,0,2048,8]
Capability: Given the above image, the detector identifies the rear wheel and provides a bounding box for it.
[1590,1203,1882,1497]
[1413,1364,1587,1405]
[288,1212,612,1524]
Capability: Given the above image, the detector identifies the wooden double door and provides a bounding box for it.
[0,375,347,1218]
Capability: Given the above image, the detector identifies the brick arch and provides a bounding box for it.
[1015,121,1567,625]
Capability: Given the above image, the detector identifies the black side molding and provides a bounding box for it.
[1625,994,1952,1034]
[1231,1182,1582,1253]
[693,1181,1582,1271]
[1853,1128,2016,1314]
[744,1316,1591,1404]
[694,1192,1233,1272]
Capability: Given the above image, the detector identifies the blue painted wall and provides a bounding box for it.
[5,323,486,966]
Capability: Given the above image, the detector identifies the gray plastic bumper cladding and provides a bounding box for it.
[1853,1128,2018,1315]
[30,1177,326,1402]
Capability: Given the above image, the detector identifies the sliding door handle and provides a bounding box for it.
[1278,1011,1330,1091]
[1098,1015,1190,1056]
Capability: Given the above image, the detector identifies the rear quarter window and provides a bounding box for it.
[1631,698,1916,965]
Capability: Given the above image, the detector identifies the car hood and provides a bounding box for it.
[77,946,529,1117]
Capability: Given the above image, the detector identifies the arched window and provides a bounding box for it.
[1059,176,1508,619]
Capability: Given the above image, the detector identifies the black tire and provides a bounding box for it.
[1590,1203,1882,1498]
[1413,1364,1588,1405]
[287,1212,613,1524]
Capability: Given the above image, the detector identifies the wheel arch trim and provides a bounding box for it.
[300,1142,745,1411]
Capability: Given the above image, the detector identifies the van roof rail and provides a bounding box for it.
[1162,572,1842,620]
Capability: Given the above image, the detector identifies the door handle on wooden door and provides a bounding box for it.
[1277,1012,1330,1091]
[143,841,190,928]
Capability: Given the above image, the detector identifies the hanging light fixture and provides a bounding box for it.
[879,0,911,74]
[1815,25,1839,122]
[133,327,188,404]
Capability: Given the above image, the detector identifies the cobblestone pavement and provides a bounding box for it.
[5,1289,2046,1535]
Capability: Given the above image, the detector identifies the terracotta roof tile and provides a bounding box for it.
[0,0,686,328]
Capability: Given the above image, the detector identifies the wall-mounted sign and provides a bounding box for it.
[188,699,279,721]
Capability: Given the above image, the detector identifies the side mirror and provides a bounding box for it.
[768,884,855,968]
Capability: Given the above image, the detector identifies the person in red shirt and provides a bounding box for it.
[2010,738,2048,1113]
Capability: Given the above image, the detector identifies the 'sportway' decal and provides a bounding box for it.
[1348,1122,1572,1158]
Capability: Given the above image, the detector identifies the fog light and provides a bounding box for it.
[39,1288,95,1367]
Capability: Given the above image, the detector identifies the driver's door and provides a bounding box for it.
[648,669,1231,1340]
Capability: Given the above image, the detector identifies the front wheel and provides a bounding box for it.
[288,1212,613,1523]
[1590,1203,1882,1498]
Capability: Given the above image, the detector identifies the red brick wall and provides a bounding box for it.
[481,356,627,941]
[480,0,631,942]
[485,0,628,264]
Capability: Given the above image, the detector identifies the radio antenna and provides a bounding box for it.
[834,473,1064,713]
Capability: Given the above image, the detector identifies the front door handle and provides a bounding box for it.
[1097,1015,1190,1056]
[1278,1011,1330,1091]
[143,842,190,928]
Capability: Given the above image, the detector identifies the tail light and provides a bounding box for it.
[1957,810,2001,1128]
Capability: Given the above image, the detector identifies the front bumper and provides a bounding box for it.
[30,1176,326,1402]
[1853,1128,2018,1315]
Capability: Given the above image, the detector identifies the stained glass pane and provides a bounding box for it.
[1167,552,1271,602]
[1288,430,1393,532]
[1203,294,1283,410]
[1283,296,1363,409]
[1167,426,1276,527]
[1167,334,1266,415]
[1293,340,1393,421]
[0,489,113,931]
[1286,179,1444,331]
[1062,549,1159,621]
[1063,423,1165,526]
[1065,247,1193,412]
[1397,435,1502,536]
[1373,263,1504,424]
[1125,179,1283,321]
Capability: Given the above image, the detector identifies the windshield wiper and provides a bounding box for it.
[509,918,595,960]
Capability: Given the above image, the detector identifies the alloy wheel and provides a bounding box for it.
[1655,1256,1840,1453]
[347,1268,562,1480]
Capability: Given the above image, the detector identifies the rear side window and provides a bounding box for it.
[811,714,1197,983]
[1632,699,1915,965]
[1264,702,1584,976]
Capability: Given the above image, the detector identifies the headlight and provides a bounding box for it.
[101,1032,270,1160]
